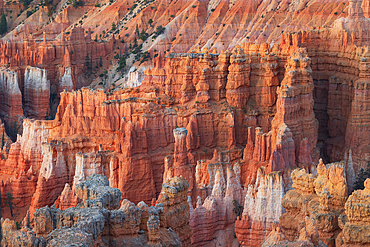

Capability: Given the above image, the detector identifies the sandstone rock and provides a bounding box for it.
[236,169,285,246]
[274,160,350,246]
[191,153,242,246]
[158,176,192,246]
[54,183,79,210]
[336,178,370,246]
[23,66,50,119]
[31,174,182,246]
[0,218,43,247]
[75,174,121,209]
[0,67,23,138]
[314,159,348,207]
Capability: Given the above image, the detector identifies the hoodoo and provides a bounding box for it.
[0,0,369,246]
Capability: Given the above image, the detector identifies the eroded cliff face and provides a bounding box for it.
[23,66,50,119]
[0,68,23,135]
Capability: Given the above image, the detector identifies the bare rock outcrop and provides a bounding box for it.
[336,178,370,246]
[23,66,50,119]
[235,168,285,246]
[1,174,182,247]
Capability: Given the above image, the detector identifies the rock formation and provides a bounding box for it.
[190,150,242,246]
[261,218,326,247]
[235,168,285,246]
[23,66,50,119]
[1,1,370,245]
[0,68,23,135]
[336,178,370,246]
[250,163,370,246]
[157,176,192,246]
[1,174,183,246]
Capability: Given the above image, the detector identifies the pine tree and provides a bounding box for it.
[26,212,30,228]
[135,24,139,37]
[1,128,4,149]
[354,163,370,191]
[0,11,7,35]
[94,34,98,41]
[85,52,92,75]
[99,56,103,67]
[6,190,13,217]
[0,190,2,241]
[111,22,116,31]
[139,28,147,41]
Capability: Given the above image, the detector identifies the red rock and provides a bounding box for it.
[54,183,79,210]
[226,46,251,108]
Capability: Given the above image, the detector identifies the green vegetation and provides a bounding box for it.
[21,0,32,7]
[135,24,140,37]
[26,213,30,228]
[155,25,165,35]
[1,128,4,148]
[99,70,108,79]
[6,190,13,217]
[116,55,126,71]
[73,0,84,8]
[85,52,92,76]
[354,163,370,191]
[233,200,243,218]
[0,11,7,35]
[139,29,148,41]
